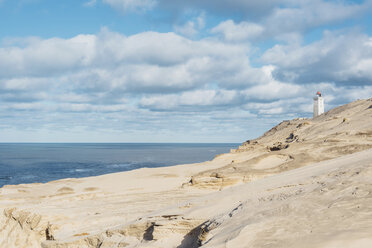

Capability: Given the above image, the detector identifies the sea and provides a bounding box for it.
[0,143,239,187]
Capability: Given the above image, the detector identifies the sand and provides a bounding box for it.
[1,98,372,248]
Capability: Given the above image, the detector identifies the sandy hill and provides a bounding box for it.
[0,98,372,248]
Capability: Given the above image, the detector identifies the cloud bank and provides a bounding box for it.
[0,0,371,142]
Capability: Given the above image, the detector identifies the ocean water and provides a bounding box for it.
[0,143,238,187]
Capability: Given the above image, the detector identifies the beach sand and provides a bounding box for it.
[1,98,372,248]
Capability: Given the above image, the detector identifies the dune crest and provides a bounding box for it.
[1,98,372,248]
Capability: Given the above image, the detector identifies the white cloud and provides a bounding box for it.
[1,24,371,142]
[264,0,368,36]
[174,13,206,37]
[259,107,283,115]
[174,21,199,37]
[211,20,264,42]
[139,89,238,111]
[242,80,302,101]
[0,34,97,77]
[57,103,128,112]
[0,29,256,91]
[208,1,370,43]
[261,31,372,84]
[0,77,50,91]
[5,102,46,111]
[2,28,369,116]
[103,0,369,33]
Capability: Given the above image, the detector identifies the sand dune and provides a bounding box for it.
[1,98,372,248]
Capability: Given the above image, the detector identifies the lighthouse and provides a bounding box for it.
[313,91,324,118]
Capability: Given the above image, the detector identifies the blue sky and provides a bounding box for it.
[0,0,372,142]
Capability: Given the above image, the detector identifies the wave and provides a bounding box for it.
[68,168,94,173]
[106,163,135,169]
[0,176,13,180]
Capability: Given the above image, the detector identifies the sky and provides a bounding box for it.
[0,0,372,143]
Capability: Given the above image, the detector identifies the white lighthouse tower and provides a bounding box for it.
[313,91,324,118]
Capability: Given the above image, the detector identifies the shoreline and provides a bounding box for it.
[0,143,238,188]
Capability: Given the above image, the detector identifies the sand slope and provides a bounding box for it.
[1,98,372,248]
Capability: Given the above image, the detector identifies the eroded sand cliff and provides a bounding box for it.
[1,98,372,248]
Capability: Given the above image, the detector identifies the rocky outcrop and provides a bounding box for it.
[0,208,46,248]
